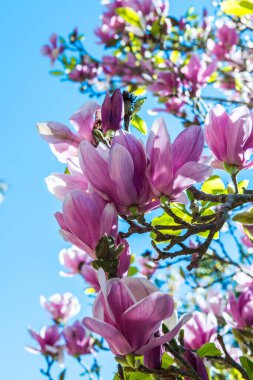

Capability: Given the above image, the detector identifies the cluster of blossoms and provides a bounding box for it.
[27,292,98,373]
[31,0,253,378]
[28,84,253,379]
[42,0,253,125]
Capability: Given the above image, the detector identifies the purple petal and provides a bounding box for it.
[37,122,80,163]
[205,105,229,161]
[111,90,123,130]
[109,143,137,206]
[172,125,204,173]
[46,173,88,200]
[146,118,173,196]
[62,190,100,250]
[171,162,212,199]
[226,106,252,166]
[123,292,174,352]
[100,203,118,238]
[70,101,100,141]
[79,141,116,200]
[83,317,132,355]
[136,314,192,355]
[101,92,112,132]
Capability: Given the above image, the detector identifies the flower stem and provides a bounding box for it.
[231,173,239,193]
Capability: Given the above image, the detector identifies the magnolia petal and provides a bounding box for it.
[83,317,132,355]
[136,314,192,355]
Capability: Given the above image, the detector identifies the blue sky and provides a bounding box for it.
[0,1,220,379]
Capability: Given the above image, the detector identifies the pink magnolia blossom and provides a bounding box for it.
[27,325,62,357]
[59,246,100,291]
[225,288,253,328]
[196,288,225,317]
[205,105,253,171]
[148,72,180,97]
[68,57,99,82]
[210,22,239,59]
[183,312,218,350]
[40,293,80,324]
[41,33,64,64]
[63,320,94,357]
[79,130,155,214]
[181,55,217,95]
[83,270,191,365]
[37,101,100,163]
[233,265,253,292]
[138,256,158,278]
[55,190,118,258]
[101,90,123,132]
[146,119,212,201]
[46,157,89,200]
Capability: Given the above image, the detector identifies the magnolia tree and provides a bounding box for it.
[27,0,253,379]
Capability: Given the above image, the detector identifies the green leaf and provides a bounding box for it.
[239,356,253,380]
[161,352,175,369]
[126,372,154,380]
[233,209,253,224]
[116,7,143,29]
[201,175,225,195]
[238,179,249,194]
[170,50,180,64]
[221,0,253,16]
[197,343,222,358]
[50,70,64,76]
[128,266,138,276]
[131,114,147,134]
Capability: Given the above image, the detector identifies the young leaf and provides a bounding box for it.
[50,70,64,76]
[197,342,222,358]
[161,352,175,369]
[233,209,253,224]
[131,114,147,134]
[221,0,253,16]
[201,175,225,195]
[239,356,253,380]
[116,7,143,29]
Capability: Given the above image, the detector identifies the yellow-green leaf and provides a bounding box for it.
[233,209,253,224]
[221,0,253,16]
[201,175,226,195]
[116,7,143,29]
[131,114,147,134]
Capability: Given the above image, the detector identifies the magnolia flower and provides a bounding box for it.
[146,119,212,201]
[233,265,253,292]
[196,288,225,317]
[138,256,158,278]
[101,89,124,132]
[55,190,118,258]
[181,55,217,95]
[68,58,99,82]
[83,270,191,368]
[41,33,64,64]
[40,293,80,324]
[63,321,94,357]
[79,130,155,214]
[37,101,100,163]
[27,325,62,357]
[210,22,239,59]
[205,105,253,171]
[225,289,253,328]
[59,246,100,290]
[183,312,218,350]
